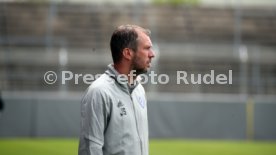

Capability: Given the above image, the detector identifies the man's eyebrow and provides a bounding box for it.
[145,45,152,49]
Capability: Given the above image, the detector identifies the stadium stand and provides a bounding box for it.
[0,3,275,94]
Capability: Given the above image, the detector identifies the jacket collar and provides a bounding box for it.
[105,64,139,94]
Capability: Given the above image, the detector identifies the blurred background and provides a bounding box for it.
[0,0,276,154]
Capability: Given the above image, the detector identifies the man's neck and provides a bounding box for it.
[113,63,137,85]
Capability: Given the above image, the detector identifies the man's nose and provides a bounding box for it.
[149,49,155,58]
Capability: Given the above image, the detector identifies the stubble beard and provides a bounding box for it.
[131,56,148,75]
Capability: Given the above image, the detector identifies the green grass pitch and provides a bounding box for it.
[0,138,276,155]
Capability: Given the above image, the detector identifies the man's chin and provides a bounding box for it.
[135,68,148,75]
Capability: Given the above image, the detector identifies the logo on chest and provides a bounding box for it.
[137,96,146,109]
[117,101,127,116]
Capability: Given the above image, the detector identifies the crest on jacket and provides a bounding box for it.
[137,96,146,109]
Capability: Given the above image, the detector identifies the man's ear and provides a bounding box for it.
[122,48,134,61]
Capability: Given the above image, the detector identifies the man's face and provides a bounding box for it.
[131,31,155,75]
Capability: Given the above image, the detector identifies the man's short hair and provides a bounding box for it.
[110,24,150,64]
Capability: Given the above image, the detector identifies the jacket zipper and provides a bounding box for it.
[129,93,143,154]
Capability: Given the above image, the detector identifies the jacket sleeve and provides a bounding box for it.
[79,87,110,155]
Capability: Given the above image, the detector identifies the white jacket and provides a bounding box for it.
[78,64,149,155]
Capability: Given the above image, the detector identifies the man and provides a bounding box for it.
[78,25,155,155]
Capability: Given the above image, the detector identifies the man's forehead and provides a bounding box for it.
[138,37,152,47]
[137,30,152,45]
